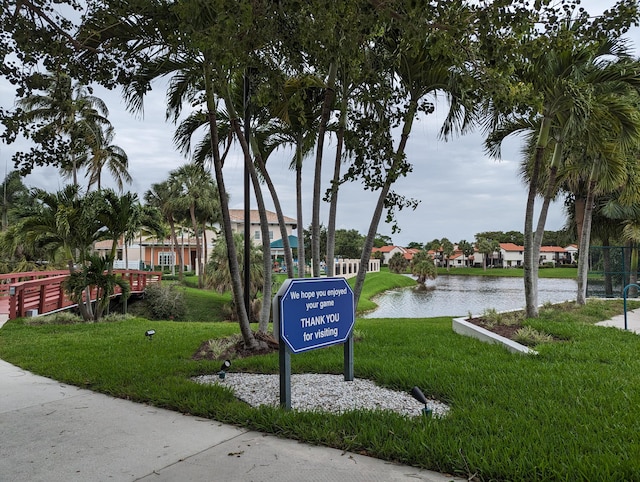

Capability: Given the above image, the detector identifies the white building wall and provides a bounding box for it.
[501,250,524,267]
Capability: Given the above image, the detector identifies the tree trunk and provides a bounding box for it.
[168,217,184,280]
[530,162,559,303]
[602,238,613,297]
[202,225,208,273]
[624,241,632,288]
[576,179,596,304]
[326,86,348,277]
[251,140,295,277]
[295,142,305,278]
[312,62,337,277]
[204,65,259,350]
[251,177,273,332]
[353,100,417,305]
[68,259,91,321]
[630,245,639,298]
[524,116,551,318]
[190,204,203,288]
[231,121,273,332]
[574,196,586,247]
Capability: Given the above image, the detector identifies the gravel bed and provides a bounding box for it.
[192,373,449,418]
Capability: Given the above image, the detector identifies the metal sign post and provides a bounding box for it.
[273,277,355,410]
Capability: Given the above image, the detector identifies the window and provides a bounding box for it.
[158,252,174,266]
[269,231,274,239]
[254,231,261,240]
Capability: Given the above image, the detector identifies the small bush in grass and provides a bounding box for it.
[100,313,135,323]
[28,311,83,325]
[144,283,187,320]
[482,308,523,327]
[513,325,553,346]
[197,334,243,360]
[26,311,133,325]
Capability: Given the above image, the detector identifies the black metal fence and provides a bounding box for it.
[586,246,637,298]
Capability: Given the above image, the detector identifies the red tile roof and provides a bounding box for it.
[500,243,524,251]
[373,245,401,253]
[540,246,566,253]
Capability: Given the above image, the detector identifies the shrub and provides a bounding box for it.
[481,308,523,327]
[99,313,135,323]
[513,326,553,346]
[144,284,187,320]
[197,334,243,360]
[27,312,83,325]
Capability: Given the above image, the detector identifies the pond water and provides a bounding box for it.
[363,275,578,318]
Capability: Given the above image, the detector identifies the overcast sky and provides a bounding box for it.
[1,0,637,247]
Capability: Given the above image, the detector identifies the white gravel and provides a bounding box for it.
[192,373,449,418]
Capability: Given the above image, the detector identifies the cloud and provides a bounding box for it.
[1,0,635,247]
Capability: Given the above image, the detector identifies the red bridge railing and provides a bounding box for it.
[0,270,162,319]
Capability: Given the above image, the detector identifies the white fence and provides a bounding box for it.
[333,258,380,279]
[112,260,142,270]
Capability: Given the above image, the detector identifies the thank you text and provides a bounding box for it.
[277,278,355,353]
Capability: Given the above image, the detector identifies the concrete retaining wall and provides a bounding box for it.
[452,317,537,355]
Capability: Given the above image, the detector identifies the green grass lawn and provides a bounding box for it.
[2,273,640,480]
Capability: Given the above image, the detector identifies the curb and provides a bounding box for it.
[452,317,538,355]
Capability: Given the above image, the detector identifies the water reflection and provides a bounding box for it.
[363,275,578,318]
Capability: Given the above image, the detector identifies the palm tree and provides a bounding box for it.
[80,0,269,350]
[18,186,102,269]
[621,221,640,298]
[268,74,325,278]
[458,240,474,267]
[350,24,474,306]
[325,76,356,277]
[18,73,111,187]
[410,250,437,288]
[388,252,408,274]
[205,232,266,327]
[162,64,283,332]
[64,253,131,321]
[564,109,640,304]
[17,186,105,319]
[145,180,186,280]
[96,190,143,272]
[0,171,30,231]
[600,197,640,297]
[169,163,218,288]
[476,237,500,270]
[84,125,131,192]
[171,77,290,329]
[485,32,640,316]
[441,238,455,271]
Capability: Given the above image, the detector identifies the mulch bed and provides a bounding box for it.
[465,317,522,340]
[192,331,279,361]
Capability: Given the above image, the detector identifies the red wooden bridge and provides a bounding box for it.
[0,270,162,320]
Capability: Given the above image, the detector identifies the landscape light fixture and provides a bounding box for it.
[411,386,432,417]
[218,360,231,380]
[145,329,156,341]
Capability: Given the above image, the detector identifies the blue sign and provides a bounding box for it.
[276,278,355,354]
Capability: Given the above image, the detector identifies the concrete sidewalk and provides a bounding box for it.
[595,308,640,333]
[0,359,460,482]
